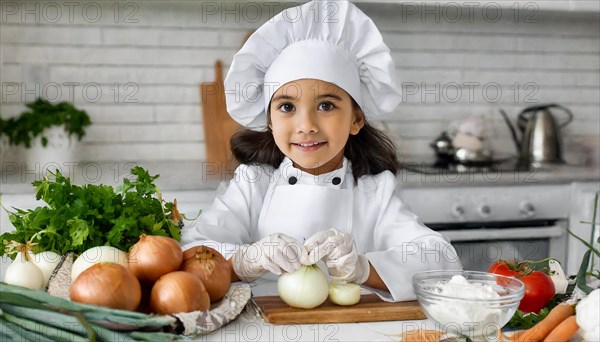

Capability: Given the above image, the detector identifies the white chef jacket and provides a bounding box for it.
[181,157,463,302]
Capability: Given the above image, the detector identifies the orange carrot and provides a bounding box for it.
[543,316,579,342]
[396,329,445,342]
[510,303,575,342]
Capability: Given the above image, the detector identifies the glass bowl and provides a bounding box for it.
[412,270,524,340]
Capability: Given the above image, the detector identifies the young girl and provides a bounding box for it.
[182,0,462,302]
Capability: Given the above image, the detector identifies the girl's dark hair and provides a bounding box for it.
[231,102,399,179]
[230,128,285,169]
[345,121,400,177]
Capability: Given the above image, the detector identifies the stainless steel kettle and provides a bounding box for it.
[500,104,573,165]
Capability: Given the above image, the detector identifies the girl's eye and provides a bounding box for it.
[278,103,295,112]
[318,101,336,111]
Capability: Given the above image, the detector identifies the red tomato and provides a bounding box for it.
[488,261,516,277]
[488,260,556,314]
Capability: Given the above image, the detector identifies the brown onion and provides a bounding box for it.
[181,246,231,302]
[70,263,141,311]
[128,234,183,283]
[150,271,210,315]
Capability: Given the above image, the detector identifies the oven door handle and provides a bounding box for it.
[440,225,565,242]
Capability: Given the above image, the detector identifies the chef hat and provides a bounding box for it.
[224,0,401,130]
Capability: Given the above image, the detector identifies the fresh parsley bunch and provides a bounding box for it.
[1,167,182,256]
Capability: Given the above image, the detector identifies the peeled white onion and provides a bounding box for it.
[71,246,128,281]
[329,282,361,306]
[4,252,44,290]
[31,251,61,289]
[278,265,329,309]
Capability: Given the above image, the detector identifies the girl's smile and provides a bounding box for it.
[292,141,327,152]
[269,79,364,175]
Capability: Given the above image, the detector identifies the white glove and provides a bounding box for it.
[231,233,308,282]
[304,228,370,284]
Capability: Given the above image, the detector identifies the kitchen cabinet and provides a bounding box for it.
[566,182,600,275]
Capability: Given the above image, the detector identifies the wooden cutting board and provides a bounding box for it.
[250,294,426,324]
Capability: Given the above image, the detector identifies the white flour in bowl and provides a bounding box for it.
[426,275,502,336]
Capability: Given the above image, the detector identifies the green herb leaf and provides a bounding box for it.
[576,249,595,294]
[0,167,182,256]
[507,308,550,330]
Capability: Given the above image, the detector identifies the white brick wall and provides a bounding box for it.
[1,1,598,163]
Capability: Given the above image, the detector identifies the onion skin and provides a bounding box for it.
[278,265,329,309]
[329,282,361,306]
[70,263,141,311]
[181,246,231,302]
[128,234,183,283]
[150,271,210,315]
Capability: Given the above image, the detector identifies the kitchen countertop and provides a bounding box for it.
[1,158,598,195]
[197,310,437,342]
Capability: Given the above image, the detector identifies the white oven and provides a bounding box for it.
[399,184,569,272]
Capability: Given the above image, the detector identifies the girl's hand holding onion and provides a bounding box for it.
[304,228,370,284]
[231,233,309,282]
[268,230,370,309]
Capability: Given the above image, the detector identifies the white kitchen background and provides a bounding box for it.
[1,0,599,163]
